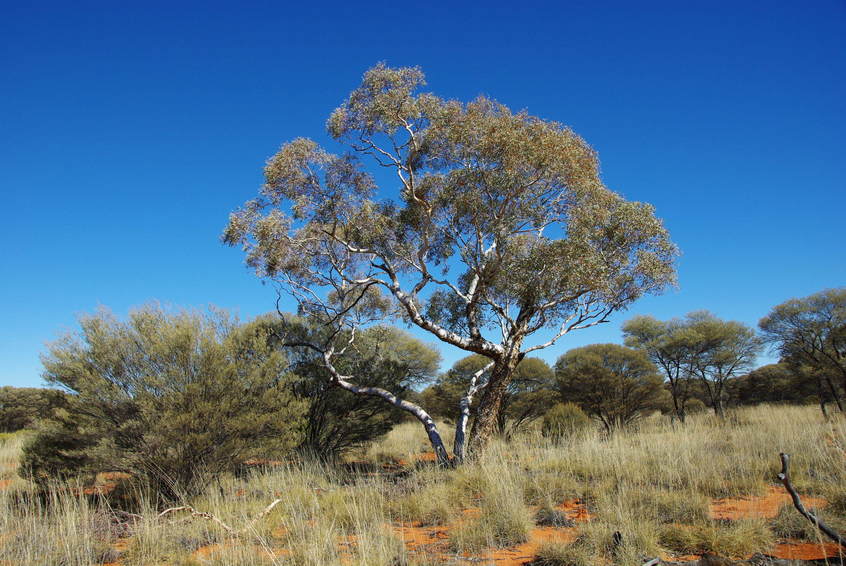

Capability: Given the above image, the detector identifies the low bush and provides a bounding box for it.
[20,306,308,498]
[541,403,591,440]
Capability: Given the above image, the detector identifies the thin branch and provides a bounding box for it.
[777,452,846,546]
[157,498,285,536]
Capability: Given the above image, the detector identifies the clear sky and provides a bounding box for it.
[2,1,844,387]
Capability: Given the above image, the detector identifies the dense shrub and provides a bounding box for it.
[555,344,669,431]
[291,325,441,459]
[0,386,66,432]
[541,402,591,440]
[21,306,308,498]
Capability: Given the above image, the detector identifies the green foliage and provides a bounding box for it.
[729,362,822,405]
[21,305,308,497]
[0,386,66,432]
[759,288,846,408]
[623,314,700,421]
[224,63,678,453]
[541,402,591,440]
[684,312,762,416]
[421,355,556,432]
[292,325,440,458]
[554,344,668,431]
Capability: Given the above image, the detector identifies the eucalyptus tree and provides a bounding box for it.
[759,288,846,412]
[223,64,678,461]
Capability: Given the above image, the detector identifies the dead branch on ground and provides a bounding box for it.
[777,452,846,546]
[156,498,284,536]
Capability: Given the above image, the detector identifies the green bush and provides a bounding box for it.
[541,403,590,440]
[0,386,66,432]
[21,306,308,498]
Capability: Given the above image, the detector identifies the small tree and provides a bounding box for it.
[759,288,846,412]
[22,306,308,497]
[223,63,678,461]
[554,343,667,432]
[684,312,761,417]
[623,315,699,422]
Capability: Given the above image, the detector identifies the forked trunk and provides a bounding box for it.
[453,361,494,464]
[467,354,521,456]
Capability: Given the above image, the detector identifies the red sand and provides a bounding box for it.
[771,540,844,561]
[75,472,846,564]
[709,484,828,521]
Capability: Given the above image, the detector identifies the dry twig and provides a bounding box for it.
[777,452,846,546]
[157,498,284,536]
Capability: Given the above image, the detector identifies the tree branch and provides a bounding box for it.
[777,452,846,546]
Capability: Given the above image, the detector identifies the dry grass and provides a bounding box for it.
[0,405,843,565]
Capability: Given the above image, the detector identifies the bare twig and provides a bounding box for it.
[777,452,846,546]
[157,498,284,536]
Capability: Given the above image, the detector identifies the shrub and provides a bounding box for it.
[293,325,441,459]
[0,386,67,433]
[21,306,308,498]
[554,344,669,432]
[541,403,590,440]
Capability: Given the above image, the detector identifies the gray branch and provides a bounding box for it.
[777,452,846,546]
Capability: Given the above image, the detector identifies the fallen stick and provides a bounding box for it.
[157,498,284,536]
[777,452,846,547]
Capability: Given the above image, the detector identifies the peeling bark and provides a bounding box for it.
[453,361,494,463]
[468,352,521,454]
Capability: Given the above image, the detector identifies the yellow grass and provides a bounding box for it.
[0,405,843,565]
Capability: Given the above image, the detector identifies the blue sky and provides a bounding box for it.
[2,1,844,387]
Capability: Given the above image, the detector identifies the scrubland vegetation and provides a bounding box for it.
[2,64,845,565]
[2,405,846,565]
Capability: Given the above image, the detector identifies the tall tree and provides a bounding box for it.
[759,288,846,412]
[554,343,667,432]
[224,63,677,460]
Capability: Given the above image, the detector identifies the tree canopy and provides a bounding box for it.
[0,386,66,433]
[759,288,846,411]
[224,63,678,458]
[554,343,667,432]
